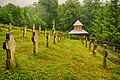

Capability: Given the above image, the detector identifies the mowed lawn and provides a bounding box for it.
[0,25,120,80]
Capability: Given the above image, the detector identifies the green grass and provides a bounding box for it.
[0,24,120,80]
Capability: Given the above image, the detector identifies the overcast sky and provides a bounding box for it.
[0,0,107,7]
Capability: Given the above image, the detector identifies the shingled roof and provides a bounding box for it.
[73,20,83,26]
[68,29,88,34]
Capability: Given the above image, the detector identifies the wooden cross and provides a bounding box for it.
[8,23,12,33]
[103,44,108,66]
[93,40,97,56]
[23,26,27,37]
[85,38,88,47]
[44,28,46,36]
[52,20,55,35]
[89,39,92,50]
[53,33,56,44]
[3,32,16,70]
[38,25,41,35]
[32,32,38,54]
[32,24,35,33]
[46,33,50,47]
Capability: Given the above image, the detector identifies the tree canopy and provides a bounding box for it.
[0,0,120,44]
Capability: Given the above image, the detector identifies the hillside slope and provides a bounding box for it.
[0,25,120,80]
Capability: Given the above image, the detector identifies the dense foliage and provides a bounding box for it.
[0,0,120,44]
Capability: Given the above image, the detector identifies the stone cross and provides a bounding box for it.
[32,24,35,33]
[53,33,56,44]
[102,44,108,66]
[32,32,38,54]
[46,33,50,47]
[93,40,97,56]
[8,23,12,33]
[89,39,92,50]
[3,32,16,70]
[23,26,27,37]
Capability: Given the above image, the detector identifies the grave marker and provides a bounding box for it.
[53,33,56,44]
[44,28,46,36]
[32,32,38,54]
[8,23,12,33]
[102,44,108,66]
[3,27,16,70]
[93,40,97,56]
[89,39,92,50]
[46,33,50,47]
[23,26,27,37]
[32,24,35,33]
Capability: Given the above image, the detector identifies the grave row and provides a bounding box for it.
[3,23,64,71]
[81,36,120,66]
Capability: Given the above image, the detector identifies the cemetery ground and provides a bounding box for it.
[0,24,120,79]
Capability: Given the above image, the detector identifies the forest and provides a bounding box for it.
[0,0,120,44]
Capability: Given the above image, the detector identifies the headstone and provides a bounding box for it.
[23,26,27,37]
[53,33,56,44]
[103,44,108,66]
[3,32,16,70]
[32,32,38,54]
[46,33,50,47]
[32,24,35,33]
[93,40,97,56]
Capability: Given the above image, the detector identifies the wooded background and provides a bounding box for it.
[0,0,120,44]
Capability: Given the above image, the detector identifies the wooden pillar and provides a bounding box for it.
[103,44,108,66]
[3,32,16,70]
[93,40,97,56]
[32,32,38,54]
[23,26,27,37]
[46,33,50,47]
[53,33,56,44]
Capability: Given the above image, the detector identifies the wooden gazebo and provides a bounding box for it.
[68,20,88,39]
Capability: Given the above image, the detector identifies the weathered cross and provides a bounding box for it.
[32,32,38,54]
[3,25,16,70]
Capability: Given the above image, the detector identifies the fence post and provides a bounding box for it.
[93,40,97,56]
[103,44,108,66]
[46,33,50,47]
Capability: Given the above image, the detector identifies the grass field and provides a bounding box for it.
[0,24,120,80]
